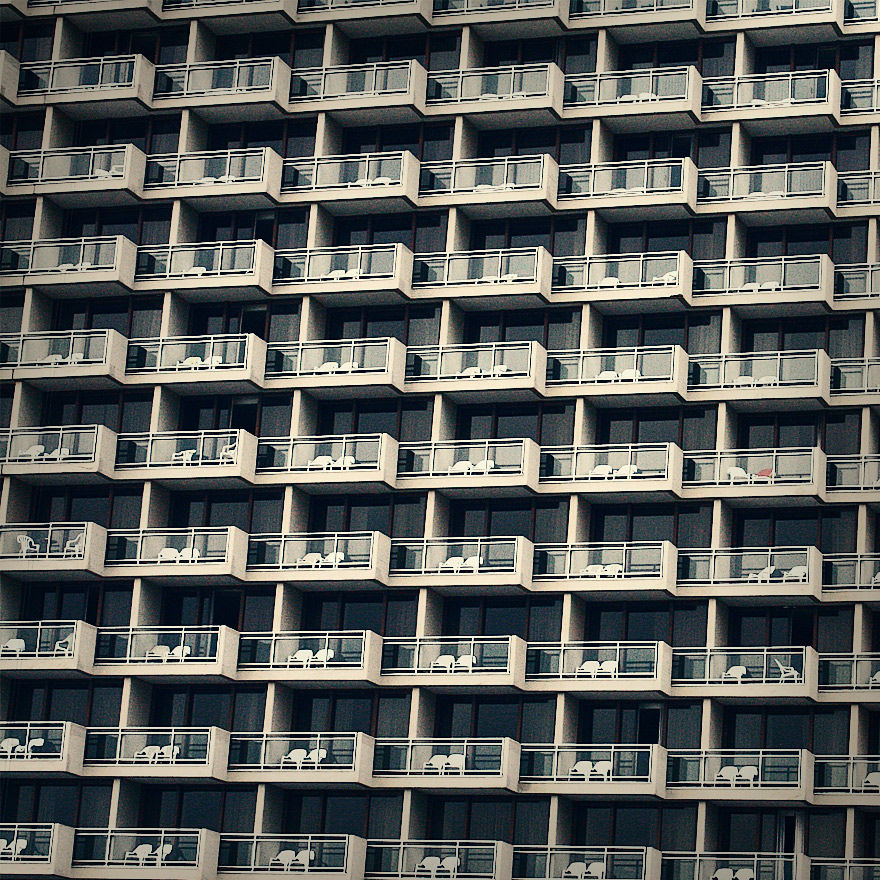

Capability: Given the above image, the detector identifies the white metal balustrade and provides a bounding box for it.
[698,162,827,201]
[104,528,231,565]
[365,841,499,879]
[266,338,391,377]
[238,630,366,669]
[526,641,660,679]
[283,152,404,191]
[703,70,830,111]
[540,443,671,482]
[842,79,880,113]
[256,434,383,472]
[72,828,202,868]
[827,455,880,491]
[819,653,880,690]
[822,554,880,591]
[84,728,212,765]
[547,346,676,385]
[688,351,820,389]
[389,537,519,575]
[0,330,110,369]
[0,723,65,760]
[814,756,880,793]
[0,426,98,465]
[228,732,357,770]
[145,149,267,188]
[810,860,880,880]
[0,524,89,560]
[532,542,666,581]
[564,67,690,107]
[0,621,78,659]
[373,738,505,776]
[682,447,817,486]
[0,824,55,862]
[219,834,352,872]
[676,546,813,585]
[397,439,526,478]
[135,242,257,279]
[427,64,551,102]
[290,62,414,100]
[512,847,653,880]
[0,237,119,275]
[126,335,248,373]
[707,0,831,15]
[407,342,534,381]
[247,531,375,570]
[115,431,241,469]
[666,749,803,788]
[274,246,398,283]
[95,626,220,664]
[381,636,512,675]
[692,255,825,296]
[519,744,653,782]
[552,252,681,291]
[6,146,128,184]
[660,853,798,880]
[671,646,807,684]
[154,58,277,97]
[419,157,545,195]
[559,159,686,199]
[434,0,554,13]
[831,358,880,393]
[834,263,880,300]
[413,248,539,287]
[17,56,137,94]
[839,170,880,204]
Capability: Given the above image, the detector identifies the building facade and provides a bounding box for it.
[0,0,878,877]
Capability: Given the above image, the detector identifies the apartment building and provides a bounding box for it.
[0,0,878,877]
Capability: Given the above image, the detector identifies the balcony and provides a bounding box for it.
[519,744,659,795]
[2,144,145,202]
[842,78,880,115]
[115,430,256,485]
[281,151,418,210]
[16,54,155,115]
[388,536,532,591]
[273,244,413,298]
[94,625,235,675]
[263,337,406,393]
[666,749,807,799]
[826,455,880,498]
[558,158,697,217]
[23,0,163,26]
[406,342,547,397]
[822,553,880,595]
[237,629,383,683]
[839,170,880,219]
[705,0,837,24]
[246,531,389,585]
[0,329,128,385]
[372,738,519,790]
[380,635,525,687]
[525,641,670,694]
[831,357,880,397]
[691,254,833,308]
[696,162,835,221]
[144,149,282,206]
[551,251,690,307]
[676,546,822,599]
[418,156,557,213]
[661,853,799,880]
[702,70,840,129]
[0,722,79,773]
[0,236,137,293]
[364,841,511,880]
[83,727,226,779]
[539,443,680,497]
[71,828,216,877]
[512,847,660,880]
[0,620,95,674]
[0,425,116,481]
[425,64,564,122]
[0,522,105,577]
[432,0,564,24]
[681,447,824,501]
[297,0,433,22]
[290,61,427,121]
[219,833,363,878]
[104,527,248,581]
[671,646,815,697]
[0,823,73,876]
[834,262,880,303]
[819,652,880,694]
[411,248,552,303]
[814,755,880,800]
[532,541,677,595]
[228,732,370,783]
[159,0,296,25]
[154,57,290,120]
[135,241,273,296]
[397,439,539,493]
[811,860,880,880]
[563,67,701,128]
[688,350,830,404]
[255,433,397,489]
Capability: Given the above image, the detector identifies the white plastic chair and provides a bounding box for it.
[723,665,747,682]
[869,670,880,687]
[282,748,309,769]
[54,634,74,655]
[449,460,474,474]
[417,856,443,878]
[716,765,740,785]
[598,660,619,676]
[580,564,605,577]
[296,552,324,567]
[21,444,45,460]
[783,566,808,581]
[177,546,200,563]
[592,760,613,780]
[156,744,180,762]
[588,464,614,478]
[619,369,642,382]
[602,564,624,577]
[711,870,735,880]
[0,737,21,758]
[307,747,328,766]
[439,855,460,876]
[862,771,880,789]
[727,466,750,483]
[169,644,192,661]
[613,464,640,478]
[308,455,335,469]
[157,547,180,563]
[734,871,755,880]
[444,754,466,774]
[563,862,588,879]
[134,744,162,762]
[569,760,592,779]
[313,648,335,665]
[576,660,601,677]
[431,654,456,672]
[16,534,40,557]
[424,754,450,773]
[440,556,465,573]
[455,653,476,672]
[595,370,618,382]
[287,649,314,667]
[63,532,86,557]
[323,551,345,566]
[124,843,156,866]
[737,765,758,785]
[171,448,197,465]
[748,566,777,582]
[1,638,25,656]
[146,645,172,662]
[774,658,800,682]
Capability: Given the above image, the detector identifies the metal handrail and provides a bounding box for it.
[145,149,267,188]
[547,346,676,385]
[564,66,690,106]
[282,152,405,192]
[552,251,681,290]
[532,541,666,580]
[290,61,414,100]
[688,350,820,389]
[0,237,119,275]
[154,58,277,97]
[666,748,803,787]
[264,337,392,376]
[104,527,231,565]
[238,630,367,669]
[388,536,520,575]
[273,245,399,283]
[380,636,512,674]
[115,430,241,468]
[135,241,257,279]
[703,70,829,111]
[676,545,813,584]
[681,446,817,485]
[0,425,99,464]
[519,743,653,782]
[246,531,376,571]
[559,158,686,199]
[7,145,128,184]
[18,56,137,94]
[526,641,661,678]
[426,63,552,103]
[540,443,672,482]
[671,645,807,684]
[412,247,540,287]
[0,523,89,559]
[256,434,383,473]
[407,341,534,381]
[697,161,827,201]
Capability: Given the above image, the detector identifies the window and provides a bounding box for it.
[584,602,708,647]
[464,308,580,350]
[325,305,440,346]
[571,803,697,850]
[608,219,726,261]
[443,597,562,641]
[169,490,283,532]
[728,606,853,652]
[478,126,592,165]
[449,499,569,544]
[150,686,267,731]
[597,406,717,450]
[31,486,143,529]
[733,507,858,553]
[207,119,317,158]
[349,32,460,70]
[741,315,864,358]
[308,494,427,538]
[43,390,153,433]
[188,302,300,342]
[342,123,454,162]
[1,782,112,827]
[0,291,24,334]
[54,296,163,338]
[590,503,714,547]
[750,132,870,171]
[0,385,13,428]
[197,208,308,249]
[335,212,448,253]
[0,21,53,61]
[22,582,133,626]
[161,588,275,630]
[577,700,703,748]
[316,399,433,442]
[618,38,735,76]
[63,206,172,245]
[301,592,418,637]
[602,312,721,354]
[84,27,189,63]
[470,216,587,258]
[806,812,847,858]
[755,40,873,78]
[178,394,293,436]
[433,696,556,742]
[214,29,324,66]
[292,690,411,736]
[721,707,849,750]
[482,35,597,73]
[747,222,868,263]
[9,680,123,726]
[613,129,731,168]
[0,111,45,151]
[718,808,796,853]
[139,786,257,832]
[284,792,403,838]
[1,201,36,241]
[737,411,861,454]
[426,797,550,844]
[76,116,181,154]
[457,402,574,444]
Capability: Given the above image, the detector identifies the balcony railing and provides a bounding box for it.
[0,329,110,368]
[540,443,671,482]
[819,653,880,689]
[229,732,357,770]
[413,248,539,288]
[682,447,817,486]
[707,0,831,16]
[373,738,505,776]
[420,157,545,195]
[247,531,375,570]
[0,237,119,275]
[365,841,499,879]
[0,523,89,560]
[0,722,65,760]
[671,646,806,684]
[0,824,55,863]
[810,860,880,880]
[526,641,660,679]
[116,430,241,469]
[0,426,98,465]
[533,541,666,581]
[7,146,128,184]
[842,79,880,113]
[427,63,551,103]
[513,847,652,880]
[105,528,231,566]
[666,749,802,787]
[274,245,398,284]
[0,621,78,659]
[219,834,352,873]
[434,0,555,13]
[135,242,257,279]
[95,626,220,663]
[692,254,825,297]
[266,338,392,378]
[564,67,690,107]
[145,149,267,188]
[831,358,880,393]
[155,58,276,97]
[827,455,880,491]
[661,853,797,880]
[703,70,830,111]
[381,636,512,675]
[257,434,383,472]
[282,152,404,191]
[290,62,414,100]
[238,630,366,669]
[689,351,820,389]
[839,170,880,204]
[519,744,652,782]
[571,0,690,12]
[822,554,880,591]
[397,439,526,478]
[389,537,519,575]
[72,828,201,868]
[814,755,880,793]
[677,546,813,585]
[84,728,211,764]
[547,346,675,385]
[407,342,534,382]
[126,334,248,374]
[834,263,880,300]
[553,252,681,291]
[18,55,137,94]
[698,162,826,201]
[559,159,685,199]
